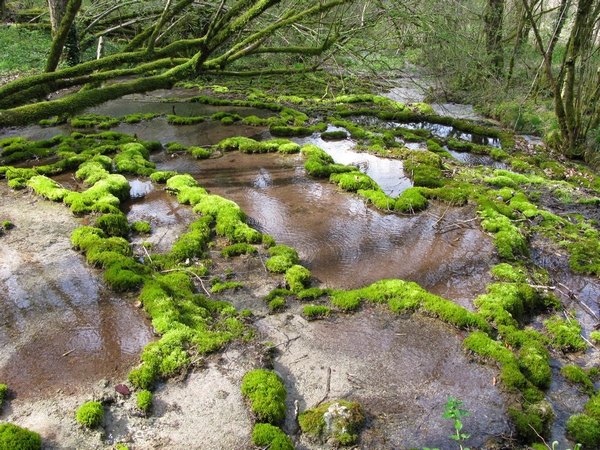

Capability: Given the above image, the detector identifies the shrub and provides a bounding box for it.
[241,369,287,424]
[137,390,153,412]
[0,423,42,450]
[252,423,295,450]
[76,401,104,427]
[566,414,600,448]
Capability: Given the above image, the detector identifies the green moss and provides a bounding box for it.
[561,365,595,396]
[0,384,7,405]
[474,283,543,327]
[394,187,429,213]
[566,414,600,448]
[97,213,130,237]
[150,171,178,183]
[0,423,42,450]
[518,340,551,389]
[584,395,600,421]
[131,221,151,234]
[241,369,287,424]
[189,146,212,159]
[251,423,295,450]
[509,401,554,443]
[303,305,331,319]
[544,315,587,352]
[330,290,362,311]
[590,331,600,343]
[321,130,348,140]
[490,263,528,283]
[76,401,104,427]
[114,143,155,176]
[167,115,206,125]
[137,390,153,412]
[358,189,395,210]
[221,243,257,257]
[285,265,311,293]
[269,296,286,312]
[278,142,301,154]
[299,400,365,445]
[265,289,293,301]
[26,176,71,201]
[330,172,378,192]
[297,288,328,300]
[265,245,299,273]
[210,281,243,293]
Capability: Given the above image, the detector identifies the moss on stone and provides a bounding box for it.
[114,143,155,176]
[299,400,365,446]
[96,213,130,238]
[265,245,299,273]
[566,414,600,448]
[303,305,331,319]
[27,175,70,201]
[210,281,243,293]
[220,243,257,257]
[544,315,587,352]
[561,365,596,396]
[269,296,286,312]
[330,172,378,192]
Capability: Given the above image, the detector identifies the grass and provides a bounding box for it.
[0,25,52,79]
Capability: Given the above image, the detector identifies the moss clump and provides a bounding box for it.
[474,283,544,328]
[252,423,295,450]
[76,401,104,427]
[114,143,155,176]
[265,245,299,273]
[297,288,328,300]
[561,365,596,396]
[566,414,600,448]
[330,172,378,192]
[131,221,151,234]
[167,115,205,125]
[358,189,395,210]
[0,384,7,406]
[241,369,287,424]
[285,265,311,292]
[96,213,130,238]
[220,243,257,258]
[584,395,600,421]
[299,400,365,445]
[269,296,286,312]
[544,315,587,352]
[490,263,528,283]
[189,146,212,159]
[321,130,348,140]
[509,400,554,442]
[394,187,428,213]
[0,423,42,450]
[137,390,153,412]
[150,171,178,183]
[210,281,243,293]
[26,176,70,201]
[303,305,331,320]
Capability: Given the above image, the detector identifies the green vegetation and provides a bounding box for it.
[241,369,287,424]
[137,390,153,413]
[76,401,104,428]
[299,400,365,445]
[220,243,257,258]
[303,305,331,319]
[544,316,587,352]
[285,265,311,292]
[0,384,7,406]
[561,365,596,396]
[566,414,600,448]
[269,296,286,312]
[0,423,42,450]
[265,245,299,273]
[252,423,295,450]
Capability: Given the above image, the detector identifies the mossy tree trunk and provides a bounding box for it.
[47,0,69,36]
[484,0,505,77]
[45,0,83,72]
[0,0,358,127]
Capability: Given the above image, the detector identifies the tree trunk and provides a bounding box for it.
[45,0,83,72]
[484,0,505,76]
[47,0,69,36]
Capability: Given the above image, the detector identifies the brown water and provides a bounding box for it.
[0,185,154,399]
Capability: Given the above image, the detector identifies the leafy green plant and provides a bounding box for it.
[424,396,471,450]
[137,390,153,413]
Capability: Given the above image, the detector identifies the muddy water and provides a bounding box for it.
[155,146,496,306]
[0,185,154,399]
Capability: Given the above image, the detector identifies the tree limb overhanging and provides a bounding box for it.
[0,0,356,128]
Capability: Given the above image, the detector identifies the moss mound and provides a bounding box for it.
[299,400,365,446]
[76,401,104,428]
[241,369,287,424]
[0,423,42,450]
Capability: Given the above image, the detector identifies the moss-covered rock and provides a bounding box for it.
[241,369,287,424]
[299,400,365,446]
[252,423,295,450]
[566,414,600,448]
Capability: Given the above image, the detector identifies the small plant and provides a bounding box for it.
[425,396,471,450]
[269,296,286,312]
[76,401,104,428]
[137,390,153,413]
[1,221,13,230]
